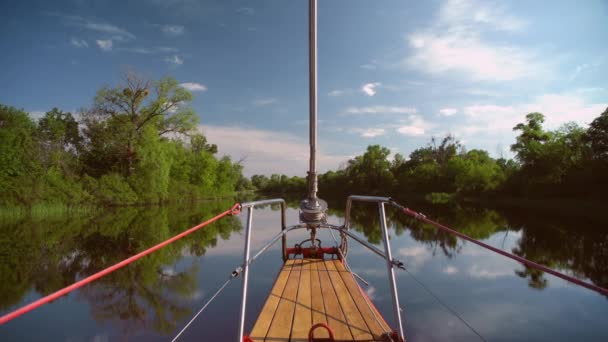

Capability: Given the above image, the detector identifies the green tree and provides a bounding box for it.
[584,107,608,162]
[0,106,40,205]
[89,72,198,176]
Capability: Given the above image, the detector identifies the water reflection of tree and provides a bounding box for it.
[0,200,242,335]
[271,196,608,294]
[503,210,608,292]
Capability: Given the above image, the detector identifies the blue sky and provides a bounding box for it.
[1,0,607,176]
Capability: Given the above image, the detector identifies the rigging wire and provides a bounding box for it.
[171,277,235,342]
[401,267,487,342]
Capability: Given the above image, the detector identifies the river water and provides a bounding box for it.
[1,198,607,341]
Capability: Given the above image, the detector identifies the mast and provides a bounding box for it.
[300,0,327,225]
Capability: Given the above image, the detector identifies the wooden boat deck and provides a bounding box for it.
[249,258,392,342]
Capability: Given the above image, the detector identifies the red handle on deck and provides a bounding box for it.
[400,206,608,297]
[0,203,241,325]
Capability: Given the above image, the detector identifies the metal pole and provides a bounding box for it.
[237,207,254,341]
[378,202,405,340]
[281,201,287,261]
[308,0,318,202]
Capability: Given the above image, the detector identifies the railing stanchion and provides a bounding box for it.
[238,207,254,342]
[378,202,405,340]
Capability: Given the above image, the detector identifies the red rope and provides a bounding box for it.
[401,207,608,297]
[0,203,242,325]
[308,322,335,342]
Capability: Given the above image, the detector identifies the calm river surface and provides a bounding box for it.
[1,197,607,341]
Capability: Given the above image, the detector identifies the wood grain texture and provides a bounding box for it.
[249,258,393,341]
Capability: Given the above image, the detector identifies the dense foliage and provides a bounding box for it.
[0,73,245,207]
[253,108,608,201]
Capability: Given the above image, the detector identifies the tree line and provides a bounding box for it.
[253,107,608,201]
[0,72,246,208]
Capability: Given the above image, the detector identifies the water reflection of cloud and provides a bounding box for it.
[468,264,512,279]
[399,246,432,271]
[443,266,458,275]
[366,286,377,300]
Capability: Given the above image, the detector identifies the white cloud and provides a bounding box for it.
[252,98,277,106]
[237,7,255,15]
[405,0,539,81]
[200,125,349,176]
[353,128,386,138]
[458,93,608,138]
[344,106,417,115]
[396,115,434,136]
[164,55,184,65]
[439,108,458,116]
[406,32,536,81]
[396,125,425,136]
[96,39,113,51]
[328,90,344,97]
[70,38,88,48]
[443,266,459,275]
[161,25,185,36]
[179,82,207,92]
[361,82,381,96]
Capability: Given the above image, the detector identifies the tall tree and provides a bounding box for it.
[88,72,198,176]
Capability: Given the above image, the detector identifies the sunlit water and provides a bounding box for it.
[1,198,607,341]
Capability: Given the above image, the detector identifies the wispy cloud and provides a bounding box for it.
[85,22,135,40]
[439,108,458,116]
[236,7,255,15]
[49,12,135,41]
[360,61,378,70]
[568,62,600,82]
[328,90,345,97]
[96,39,113,51]
[179,82,207,92]
[200,125,349,176]
[164,55,184,65]
[361,82,381,96]
[252,98,277,106]
[344,106,417,115]
[70,37,88,48]
[160,25,185,36]
[353,128,386,138]
[405,0,540,81]
[118,46,177,54]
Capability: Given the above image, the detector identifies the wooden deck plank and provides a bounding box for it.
[325,260,374,340]
[310,259,329,339]
[249,259,296,340]
[317,259,354,341]
[265,259,302,341]
[291,259,313,341]
[332,260,392,337]
[250,258,394,341]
